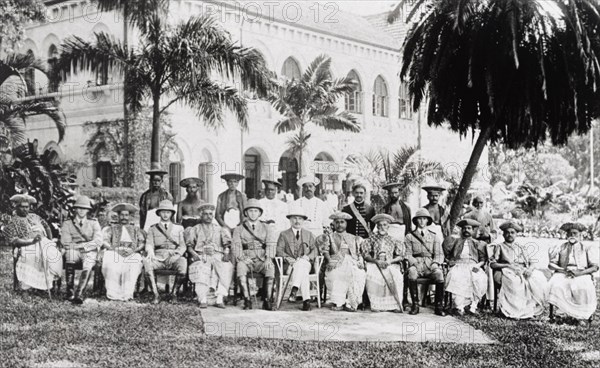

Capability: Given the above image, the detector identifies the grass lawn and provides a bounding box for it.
[1,245,599,368]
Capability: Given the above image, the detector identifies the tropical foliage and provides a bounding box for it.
[345,145,442,202]
[269,55,360,176]
[0,53,65,146]
[54,1,274,167]
[0,0,46,54]
[0,140,74,238]
[392,0,600,230]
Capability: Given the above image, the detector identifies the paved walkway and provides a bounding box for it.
[202,302,495,344]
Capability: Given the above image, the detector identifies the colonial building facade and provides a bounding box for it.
[18,0,482,206]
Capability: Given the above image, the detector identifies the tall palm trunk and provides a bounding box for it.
[150,91,161,164]
[447,124,494,230]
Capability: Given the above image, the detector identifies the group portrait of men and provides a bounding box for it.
[5,168,598,326]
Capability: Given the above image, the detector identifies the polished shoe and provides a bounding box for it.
[263,300,273,311]
[343,305,356,312]
[409,304,420,315]
[393,309,403,314]
[331,305,343,311]
[434,308,446,317]
[71,297,83,305]
[215,303,226,309]
[301,300,312,311]
[243,299,252,310]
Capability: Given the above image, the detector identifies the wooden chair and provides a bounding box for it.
[154,269,179,293]
[274,256,324,310]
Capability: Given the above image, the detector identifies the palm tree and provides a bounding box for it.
[54,4,274,167]
[0,53,65,148]
[391,0,600,230]
[269,55,360,177]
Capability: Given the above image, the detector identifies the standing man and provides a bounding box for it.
[176,177,205,228]
[463,195,496,243]
[316,212,366,312]
[422,183,449,240]
[7,194,62,295]
[232,199,278,310]
[342,182,375,239]
[259,179,289,234]
[100,203,145,302]
[143,200,187,304]
[139,163,173,231]
[404,209,446,316]
[186,204,234,309]
[60,195,103,300]
[443,219,488,316]
[381,182,412,236]
[276,206,318,311]
[215,173,247,233]
[294,176,332,236]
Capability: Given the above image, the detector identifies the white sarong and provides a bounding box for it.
[325,255,366,308]
[101,250,143,301]
[498,268,548,319]
[190,254,234,303]
[365,263,403,311]
[548,273,597,320]
[14,237,63,290]
[446,260,487,310]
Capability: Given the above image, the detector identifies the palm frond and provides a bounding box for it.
[312,113,360,133]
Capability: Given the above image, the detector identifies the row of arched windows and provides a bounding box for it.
[280,57,413,120]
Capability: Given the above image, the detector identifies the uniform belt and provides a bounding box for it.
[156,244,177,251]
[242,243,266,251]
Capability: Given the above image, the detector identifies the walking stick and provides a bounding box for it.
[375,262,402,312]
[38,240,52,300]
[277,261,295,309]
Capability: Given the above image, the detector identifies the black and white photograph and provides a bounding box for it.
[1,0,600,367]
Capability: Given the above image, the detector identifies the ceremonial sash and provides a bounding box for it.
[349,203,372,237]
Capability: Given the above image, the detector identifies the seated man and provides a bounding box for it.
[232,199,277,310]
[276,206,318,311]
[6,194,62,295]
[443,219,488,316]
[144,200,187,304]
[490,221,548,319]
[186,204,234,309]
[404,209,445,316]
[61,195,103,300]
[363,214,404,313]
[548,222,599,326]
[101,203,145,302]
[316,211,366,312]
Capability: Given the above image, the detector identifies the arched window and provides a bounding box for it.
[372,76,388,117]
[281,57,301,80]
[47,45,59,93]
[169,162,183,202]
[345,70,363,114]
[399,82,412,119]
[95,161,113,187]
[24,50,36,96]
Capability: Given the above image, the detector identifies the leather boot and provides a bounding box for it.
[434,282,446,316]
[72,269,92,305]
[51,279,61,298]
[65,264,76,300]
[408,281,420,315]
[147,271,160,304]
[170,275,186,303]
[239,276,251,310]
[262,277,274,310]
[402,284,410,310]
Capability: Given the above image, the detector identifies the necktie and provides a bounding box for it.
[296,231,300,241]
[79,220,83,227]
[252,224,255,231]
[421,231,425,237]
[164,224,168,231]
